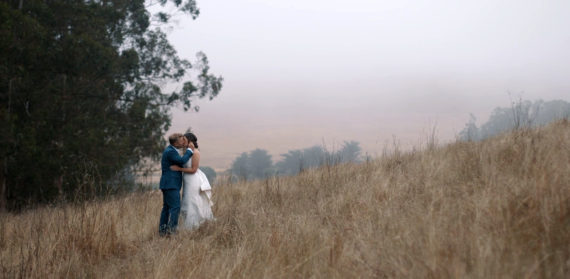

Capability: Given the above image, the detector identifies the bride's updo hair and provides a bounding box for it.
[184,132,198,149]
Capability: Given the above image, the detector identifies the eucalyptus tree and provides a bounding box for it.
[0,0,222,209]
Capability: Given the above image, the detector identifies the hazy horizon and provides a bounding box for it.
[162,0,570,170]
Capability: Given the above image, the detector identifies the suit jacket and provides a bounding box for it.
[159,145,193,190]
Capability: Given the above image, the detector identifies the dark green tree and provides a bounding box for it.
[0,0,222,210]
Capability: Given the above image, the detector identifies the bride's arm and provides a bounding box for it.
[170,151,200,174]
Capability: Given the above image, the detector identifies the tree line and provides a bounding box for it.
[230,141,363,181]
[459,99,570,141]
[0,0,222,210]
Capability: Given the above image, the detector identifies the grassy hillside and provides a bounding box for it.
[1,120,569,278]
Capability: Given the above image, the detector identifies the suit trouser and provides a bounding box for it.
[159,189,181,235]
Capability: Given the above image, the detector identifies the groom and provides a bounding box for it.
[159,133,194,236]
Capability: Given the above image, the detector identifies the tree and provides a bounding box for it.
[0,0,222,210]
[336,141,361,163]
[532,100,570,126]
[459,114,480,141]
[248,149,273,179]
[301,146,327,168]
[277,142,363,168]
[231,152,249,181]
[459,99,570,141]
[232,141,363,180]
[275,149,304,176]
[230,149,274,181]
[275,145,327,176]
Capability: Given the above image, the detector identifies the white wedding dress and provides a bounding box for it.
[181,163,214,230]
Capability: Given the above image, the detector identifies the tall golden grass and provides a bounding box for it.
[1,120,569,278]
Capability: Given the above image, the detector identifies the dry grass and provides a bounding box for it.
[1,120,569,278]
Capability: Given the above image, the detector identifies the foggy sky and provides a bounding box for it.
[164,0,570,170]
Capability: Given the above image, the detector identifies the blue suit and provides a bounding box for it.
[159,145,192,235]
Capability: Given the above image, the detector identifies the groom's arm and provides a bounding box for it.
[166,148,193,166]
[171,151,201,174]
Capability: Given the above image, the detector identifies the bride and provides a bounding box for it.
[170,132,214,229]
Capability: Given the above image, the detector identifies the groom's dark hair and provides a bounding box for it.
[184,133,198,148]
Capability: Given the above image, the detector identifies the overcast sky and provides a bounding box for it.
[163,0,570,170]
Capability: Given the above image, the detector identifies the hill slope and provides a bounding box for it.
[2,120,569,278]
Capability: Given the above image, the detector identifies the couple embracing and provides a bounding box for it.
[159,132,214,236]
